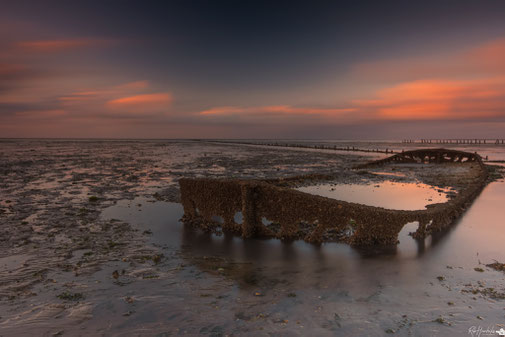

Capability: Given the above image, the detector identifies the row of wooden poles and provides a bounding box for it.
[210,140,396,154]
[402,139,505,144]
[208,140,494,160]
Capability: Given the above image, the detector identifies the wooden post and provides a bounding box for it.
[241,183,259,238]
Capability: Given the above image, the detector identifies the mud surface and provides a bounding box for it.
[1,139,504,336]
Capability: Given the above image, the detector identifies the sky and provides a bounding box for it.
[1,0,505,139]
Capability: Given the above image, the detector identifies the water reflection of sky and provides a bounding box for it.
[102,180,505,279]
[296,181,452,210]
[97,179,505,335]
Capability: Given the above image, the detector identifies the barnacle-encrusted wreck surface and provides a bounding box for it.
[179,149,488,246]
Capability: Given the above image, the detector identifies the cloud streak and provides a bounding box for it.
[107,93,173,115]
[200,105,355,119]
[344,37,505,122]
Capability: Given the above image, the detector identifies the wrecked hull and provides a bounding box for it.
[179,149,489,246]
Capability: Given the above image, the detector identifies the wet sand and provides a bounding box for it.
[0,139,504,336]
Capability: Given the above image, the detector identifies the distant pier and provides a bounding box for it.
[208,140,396,154]
[402,139,505,145]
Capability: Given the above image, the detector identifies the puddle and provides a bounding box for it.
[296,181,454,210]
[101,198,184,248]
[0,254,33,271]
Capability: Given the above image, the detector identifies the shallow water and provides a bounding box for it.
[296,181,453,210]
[85,181,505,336]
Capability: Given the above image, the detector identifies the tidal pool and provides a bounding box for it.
[296,181,454,210]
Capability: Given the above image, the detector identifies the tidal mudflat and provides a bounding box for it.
[1,139,505,336]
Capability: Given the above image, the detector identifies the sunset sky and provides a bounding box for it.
[2,1,505,139]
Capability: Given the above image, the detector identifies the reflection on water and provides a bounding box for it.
[296,181,453,210]
[102,181,505,281]
[68,181,505,335]
[100,180,505,282]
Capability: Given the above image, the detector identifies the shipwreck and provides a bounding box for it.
[179,149,489,246]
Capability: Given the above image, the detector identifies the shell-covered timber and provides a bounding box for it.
[179,149,488,246]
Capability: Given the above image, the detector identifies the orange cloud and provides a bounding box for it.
[366,79,503,103]
[200,106,246,115]
[348,36,505,121]
[59,91,102,102]
[354,78,505,120]
[379,102,452,120]
[106,93,173,114]
[200,105,355,117]
[59,80,151,103]
[108,93,173,106]
[58,81,155,108]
